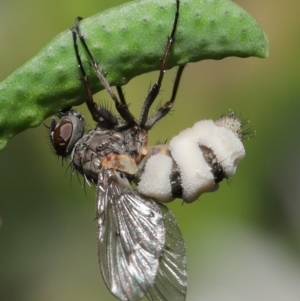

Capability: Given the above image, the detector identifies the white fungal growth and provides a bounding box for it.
[192,120,245,177]
[169,126,215,203]
[137,115,246,203]
[137,153,173,202]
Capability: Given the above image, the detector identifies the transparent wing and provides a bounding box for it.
[96,169,165,301]
[96,169,187,301]
[146,205,187,301]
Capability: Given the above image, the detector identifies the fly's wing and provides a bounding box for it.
[146,205,187,301]
[96,169,165,301]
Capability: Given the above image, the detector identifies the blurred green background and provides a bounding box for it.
[1,0,300,300]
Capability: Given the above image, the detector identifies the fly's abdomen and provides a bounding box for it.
[136,114,246,203]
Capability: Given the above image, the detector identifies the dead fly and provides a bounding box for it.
[49,1,245,300]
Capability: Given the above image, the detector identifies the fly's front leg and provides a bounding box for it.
[71,26,119,126]
[72,18,137,127]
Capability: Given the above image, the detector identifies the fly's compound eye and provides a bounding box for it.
[49,110,85,157]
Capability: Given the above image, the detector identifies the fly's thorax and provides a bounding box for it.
[136,114,245,203]
[71,127,148,182]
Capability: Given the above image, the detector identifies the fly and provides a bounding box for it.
[49,0,246,300]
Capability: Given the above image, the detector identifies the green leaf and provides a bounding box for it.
[0,0,268,150]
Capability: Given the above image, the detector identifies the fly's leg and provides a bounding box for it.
[72,18,137,127]
[116,86,127,107]
[139,0,182,129]
[71,0,183,130]
[144,65,185,129]
[71,27,119,127]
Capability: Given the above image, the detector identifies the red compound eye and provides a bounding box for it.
[52,121,73,156]
[54,121,73,147]
[49,110,85,157]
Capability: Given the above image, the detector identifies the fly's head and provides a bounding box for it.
[49,109,85,157]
